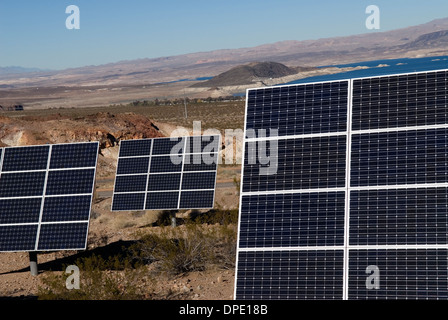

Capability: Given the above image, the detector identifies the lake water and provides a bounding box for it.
[284,55,448,85]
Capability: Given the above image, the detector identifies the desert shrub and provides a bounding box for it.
[132,223,237,275]
[38,254,154,300]
[189,209,238,225]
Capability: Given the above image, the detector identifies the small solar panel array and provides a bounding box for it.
[112,135,220,211]
[235,69,448,300]
[0,142,99,252]
[0,135,220,254]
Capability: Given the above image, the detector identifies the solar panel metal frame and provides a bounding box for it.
[111,135,220,211]
[0,141,99,252]
[234,68,448,300]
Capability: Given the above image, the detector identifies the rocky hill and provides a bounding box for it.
[400,29,448,50]
[0,112,164,176]
[0,112,163,148]
[191,62,315,87]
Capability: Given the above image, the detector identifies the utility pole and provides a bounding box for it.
[184,88,188,119]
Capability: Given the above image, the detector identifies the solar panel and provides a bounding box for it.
[235,69,448,300]
[111,135,220,211]
[0,142,99,252]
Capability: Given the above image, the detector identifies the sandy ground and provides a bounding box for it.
[0,200,237,300]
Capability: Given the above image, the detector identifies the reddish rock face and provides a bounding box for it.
[0,112,165,149]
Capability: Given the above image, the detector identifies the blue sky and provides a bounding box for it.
[1,0,448,70]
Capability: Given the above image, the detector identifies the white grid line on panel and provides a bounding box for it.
[83,142,99,251]
[142,139,154,210]
[233,89,250,301]
[347,244,448,250]
[0,222,39,227]
[110,140,123,211]
[237,246,345,252]
[0,148,3,172]
[0,220,91,227]
[237,244,448,252]
[176,138,188,209]
[0,193,94,201]
[351,123,448,135]
[244,78,351,92]
[34,144,52,251]
[350,67,448,82]
[114,188,216,195]
[0,166,99,175]
[239,187,347,197]
[244,131,347,142]
[349,182,448,191]
[210,135,221,211]
[115,169,218,177]
[118,151,220,159]
[343,78,353,300]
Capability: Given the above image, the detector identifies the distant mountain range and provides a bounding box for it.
[2,17,448,88]
[0,66,45,75]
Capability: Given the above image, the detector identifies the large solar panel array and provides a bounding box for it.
[234,69,448,300]
[112,135,220,211]
[0,142,99,252]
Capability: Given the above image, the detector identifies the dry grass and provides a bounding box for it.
[4,100,246,132]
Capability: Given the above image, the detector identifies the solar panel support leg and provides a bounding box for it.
[29,252,38,276]
[171,213,177,228]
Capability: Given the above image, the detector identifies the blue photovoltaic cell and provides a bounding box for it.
[245,81,348,137]
[181,172,216,190]
[50,143,98,169]
[348,249,448,299]
[235,250,344,300]
[146,191,179,210]
[0,198,42,224]
[112,193,145,211]
[152,137,185,155]
[114,174,147,193]
[1,145,49,172]
[42,195,92,222]
[37,222,89,250]
[116,157,150,175]
[352,71,448,130]
[350,188,448,246]
[45,169,95,195]
[239,192,346,248]
[179,190,214,209]
[351,129,448,187]
[183,153,218,172]
[118,139,152,157]
[150,155,183,173]
[242,135,346,192]
[0,171,46,197]
[0,225,38,251]
[147,173,181,191]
